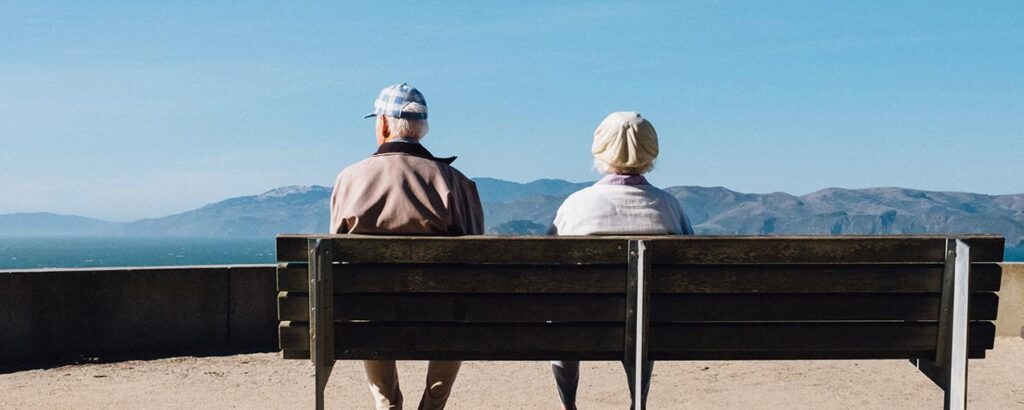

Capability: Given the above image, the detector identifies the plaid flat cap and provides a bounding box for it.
[364,83,428,120]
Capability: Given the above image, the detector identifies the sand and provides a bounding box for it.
[2,338,1022,409]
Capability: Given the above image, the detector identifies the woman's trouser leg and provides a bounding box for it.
[550,360,580,408]
[365,360,403,409]
[418,360,461,410]
[621,360,654,410]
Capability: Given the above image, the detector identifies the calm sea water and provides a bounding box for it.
[0,236,276,269]
[1007,246,1024,262]
[0,236,1021,270]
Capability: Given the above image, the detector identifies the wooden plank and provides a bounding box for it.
[649,293,999,322]
[278,291,306,321]
[282,322,625,360]
[972,263,1003,291]
[276,236,311,262]
[959,236,1005,262]
[328,236,628,264]
[277,262,307,292]
[334,264,626,293]
[648,322,996,360]
[336,323,625,360]
[651,263,1001,293]
[282,348,309,358]
[648,236,1005,263]
[277,263,1000,294]
[279,293,624,322]
[277,292,997,322]
[283,347,989,361]
[275,235,1006,264]
[278,321,995,361]
[647,349,992,361]
[279,321,309,351]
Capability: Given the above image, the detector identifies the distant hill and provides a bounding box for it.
[3,179,1023,247]
[474,177,591,203]
[0,212,125,236]
[126,186,331,237]
[669,186,1024,246]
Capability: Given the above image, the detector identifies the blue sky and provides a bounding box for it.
[1,2,1022,221]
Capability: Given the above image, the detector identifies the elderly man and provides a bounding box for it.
[331,83,484,409]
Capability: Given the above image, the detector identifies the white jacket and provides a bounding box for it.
[550,175,693,236]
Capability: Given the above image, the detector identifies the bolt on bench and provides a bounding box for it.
[276,235,1004,410]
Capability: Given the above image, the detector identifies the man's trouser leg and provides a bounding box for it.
[550,360,580,408]
[418,360,462,410]
[365,360,403,409]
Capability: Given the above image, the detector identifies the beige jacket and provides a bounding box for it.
[330,142,485,235]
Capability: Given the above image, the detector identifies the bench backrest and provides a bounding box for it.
[276,235,1003,362]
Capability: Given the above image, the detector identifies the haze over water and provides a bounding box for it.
[0,236,275,270]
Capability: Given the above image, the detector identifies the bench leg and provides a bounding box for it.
[625,240,651,410]
[309,238,336,410]
[912,239,971,410]
[315,361,335,410]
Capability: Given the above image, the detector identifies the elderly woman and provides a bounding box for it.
[549,112,693,410]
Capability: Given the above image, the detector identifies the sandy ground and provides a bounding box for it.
[2,338,1022,409]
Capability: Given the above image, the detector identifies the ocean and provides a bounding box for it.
[0,236,276,270]
[1007,246,1024,263]
[0,236,1021,270]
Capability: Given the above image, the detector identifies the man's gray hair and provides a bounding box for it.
[385,102,429,139]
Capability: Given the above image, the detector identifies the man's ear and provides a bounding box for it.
[379,116,390,138]
[375,116,390,145]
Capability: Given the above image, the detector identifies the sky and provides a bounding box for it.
[1,2,1022,221]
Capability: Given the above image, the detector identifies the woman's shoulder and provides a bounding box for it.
[655,186,682,204]
[559,185,614,210]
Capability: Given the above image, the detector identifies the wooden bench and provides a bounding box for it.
[275,235,1004,410]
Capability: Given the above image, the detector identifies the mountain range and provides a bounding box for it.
[2,178,1022,248]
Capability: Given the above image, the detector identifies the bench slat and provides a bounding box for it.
[652,263,1002,293]
[337,264,627,293]
[280,235,629,264]
[649,236,1004,263]
[278,321,994,361]
[278,263,625,293]
[279,348,991,361]
[278,292,998,322]
[276,262,307,292]
[277,235,1005,264]
[649,292,999,322]
[277,263,1000,293]
[277,237,309,262]
[280,322,625,360]
[649,322,996,360]
[279,292,625,322]
[282,349,309,360]
[278,321,309,353]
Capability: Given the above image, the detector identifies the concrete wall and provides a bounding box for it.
[0,265,278,370]
[996,263,1024,338]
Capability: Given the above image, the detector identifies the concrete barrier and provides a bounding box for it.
[996,263,1024,338]
[0,265,277,370]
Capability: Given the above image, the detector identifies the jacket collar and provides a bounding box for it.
[596,174,650,186]
[374,141,457,165]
